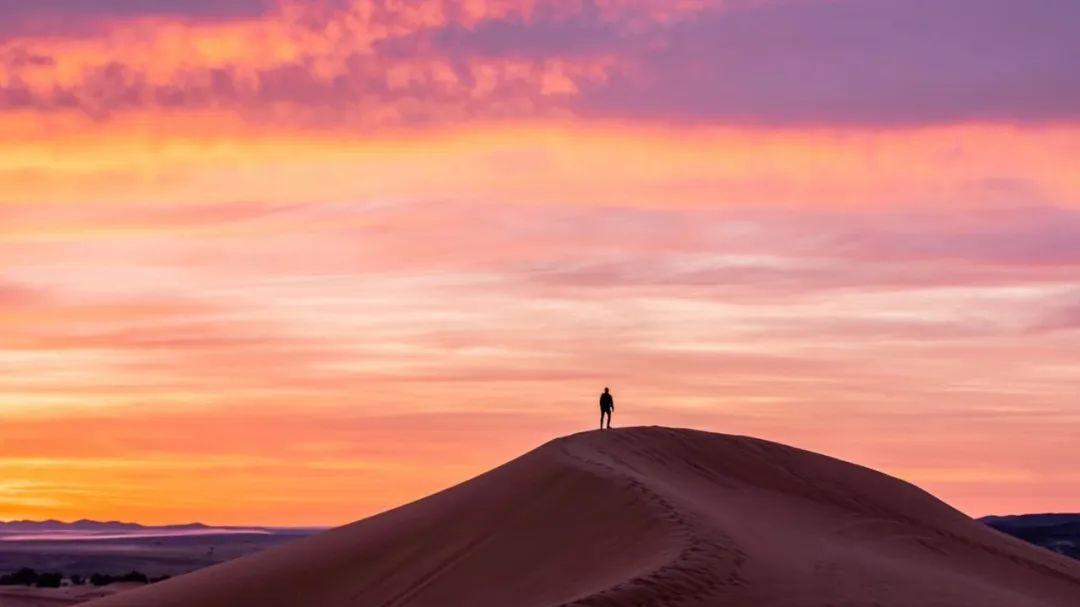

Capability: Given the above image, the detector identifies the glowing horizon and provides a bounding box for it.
[1,0,1078,526]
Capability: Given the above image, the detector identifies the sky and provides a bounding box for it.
[1,0,1078,526]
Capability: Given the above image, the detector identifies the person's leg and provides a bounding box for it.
[606,410,612,429]
[600,410,605,429]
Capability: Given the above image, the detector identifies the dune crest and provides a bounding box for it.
[86,427,1080,606]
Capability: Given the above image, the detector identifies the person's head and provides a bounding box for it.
[604,387,609,393]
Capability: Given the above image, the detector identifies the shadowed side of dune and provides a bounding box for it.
[81,433,681,607]
[85,427,1080,607]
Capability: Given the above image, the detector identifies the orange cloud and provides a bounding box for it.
[3,119,1078,208]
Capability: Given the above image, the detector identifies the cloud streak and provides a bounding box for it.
[4,192,1080,522]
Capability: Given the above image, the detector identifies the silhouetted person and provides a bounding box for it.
[599,387,614,429]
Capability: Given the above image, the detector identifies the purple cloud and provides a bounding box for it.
[574,0,1080,125]
[2,0,1079,126]
[376,11,625,61]
[399,0,1080,125]
[0,0,272,38]
[0,0,271,18]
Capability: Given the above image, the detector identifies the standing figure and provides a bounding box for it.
[599,387,614,429]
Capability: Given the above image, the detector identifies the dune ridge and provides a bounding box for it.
[85,427,1080,606]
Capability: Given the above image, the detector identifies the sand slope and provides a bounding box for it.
[85,427,1080,606]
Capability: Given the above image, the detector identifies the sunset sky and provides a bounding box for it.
[1,0,1078,526]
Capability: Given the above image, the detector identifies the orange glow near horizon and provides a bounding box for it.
[5,116,1078,207]
[2,0,1079,526]
[3,118,1079,525]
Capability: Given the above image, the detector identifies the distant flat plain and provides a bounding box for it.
[0,523,322,606]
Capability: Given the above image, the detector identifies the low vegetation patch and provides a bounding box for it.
[0,567,169,588]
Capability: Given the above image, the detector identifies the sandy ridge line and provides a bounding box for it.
[555,433,747,606]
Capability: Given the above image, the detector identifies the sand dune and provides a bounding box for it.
[85,427,1080,606]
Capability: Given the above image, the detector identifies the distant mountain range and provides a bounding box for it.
[6,514,1076,561]
[0,520,325,579]
[0,520,218,533]
[980,514,1080,560]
